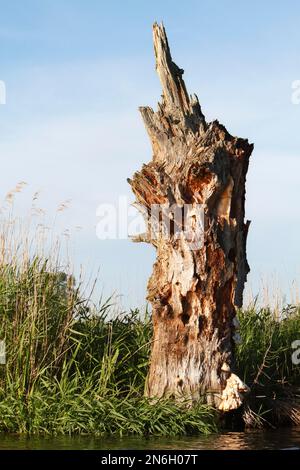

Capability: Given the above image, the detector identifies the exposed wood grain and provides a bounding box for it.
[129,23,253,410]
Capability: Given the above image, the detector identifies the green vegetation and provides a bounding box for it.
[0,255,299,435]
[236,304,300,428]
[0,257,217,436]
[0,196,299,435]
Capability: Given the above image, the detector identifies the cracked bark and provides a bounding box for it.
[128,23,253,410]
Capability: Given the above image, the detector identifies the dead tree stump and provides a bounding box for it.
[128,23,253,411]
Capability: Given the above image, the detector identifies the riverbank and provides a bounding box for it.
[0,213,299,436]
[0,256,299,435]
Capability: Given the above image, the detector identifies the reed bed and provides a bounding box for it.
[236,304,300,428]
[0,187,299,435]
[0,257,218,436]
[0,191,217,435]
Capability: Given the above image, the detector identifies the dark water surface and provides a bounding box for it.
[0,428,300,450]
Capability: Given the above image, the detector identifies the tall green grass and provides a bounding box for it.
[237,303,300,386]
[0,191,217,436]
[236,304,300,427]
[0,256,216,436]
[1,254,299,434]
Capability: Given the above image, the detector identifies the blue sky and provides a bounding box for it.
[0,0,300,308]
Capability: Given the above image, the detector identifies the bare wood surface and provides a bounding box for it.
[129,23,253,410]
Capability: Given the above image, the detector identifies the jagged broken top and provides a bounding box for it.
[152,22,202,117]
[139,23,207,162]
[138,23,253,172]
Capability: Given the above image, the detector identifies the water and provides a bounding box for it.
[0,428,300,450]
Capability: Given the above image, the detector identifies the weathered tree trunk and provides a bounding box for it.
[128,23,253,411]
